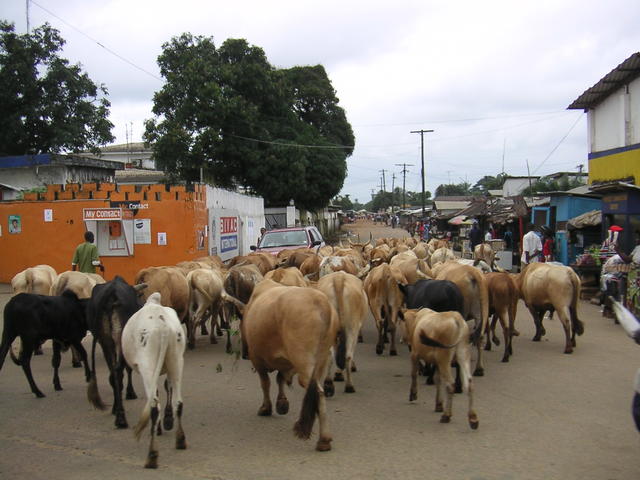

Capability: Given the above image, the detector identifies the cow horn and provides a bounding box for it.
[134,283,148,292]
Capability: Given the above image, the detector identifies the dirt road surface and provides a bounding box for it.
[0,220,639,479]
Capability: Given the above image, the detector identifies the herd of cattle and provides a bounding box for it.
[0,236,584,468]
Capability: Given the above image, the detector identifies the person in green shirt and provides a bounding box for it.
[71,231,105,274]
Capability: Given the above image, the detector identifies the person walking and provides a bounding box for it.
[72,231,104,274]
[469,221,482,251]
[521,223,543,268]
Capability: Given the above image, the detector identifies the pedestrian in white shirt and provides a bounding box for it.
[521,223,542,267]
[484,230,492,242]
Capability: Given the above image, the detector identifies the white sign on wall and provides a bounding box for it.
[44,209,53,222]
[134,219,151,244]
[158,232,167,245]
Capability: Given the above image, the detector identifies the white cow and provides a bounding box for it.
[122,292,187,469]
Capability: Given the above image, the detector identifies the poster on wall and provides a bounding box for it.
[158,232,167,245]
[197,229,205,250]
[134,219,151,244]
[44,209,53,222]
[220,216,238,253]
[8,215,21,234]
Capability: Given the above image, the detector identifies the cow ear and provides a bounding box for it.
[134,283,148,292]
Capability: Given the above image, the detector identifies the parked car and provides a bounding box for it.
[251,226,325,256]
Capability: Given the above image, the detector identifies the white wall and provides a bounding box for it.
[206,186,264,257]
[503,178,537,197]
[0,165,115,190]
[590,76,640,152]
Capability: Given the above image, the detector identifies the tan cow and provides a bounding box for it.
[241,283,340,451]
[264,267,308,287]
[134,266,190,323]
[473,243,496,270]
[194,255,226,270]
[435,262,489,376]
[519,263,583,354]
[11,265,57,295]
[300,254,322,281]
[429,247,456,268]
[228,253,276,276]
[402,308,478,429]
[484,272,519,362]
[316,271,368,393]
[363,263,407,356]
[319,256,359,278]
[390,251,432,283]
[185,268,226,349]
[50,271,105,298]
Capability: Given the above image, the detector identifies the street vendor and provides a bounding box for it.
[601,229,640,318]
[616,230,640,318]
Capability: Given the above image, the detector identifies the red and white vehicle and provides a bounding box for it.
[251,226,325,256]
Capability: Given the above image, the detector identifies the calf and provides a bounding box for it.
[86,276,146,428]
[123,293,187,469]
[241,283,340,451]
[186,268,226,349]
[484,272,519,362]
[134,266,190,323]
[0,290,90,397]
[402,308,478,429]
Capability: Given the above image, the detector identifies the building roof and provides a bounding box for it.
[0,153,123,171]
[568,52,640,110]
[115,168,166,184]
[92,142,150,153]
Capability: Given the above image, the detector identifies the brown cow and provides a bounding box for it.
[363,263,407,356]
[402,308,478,429]
[134,267,190,323]
[316,271,368,393]
[473,243,496,270]
[241,283,340,451]
[484,272,519,362]
[319,256,359,278]
[390,251,432,283]
[11,265,57,295]
[519,263,583,354]
[435,262,489,376]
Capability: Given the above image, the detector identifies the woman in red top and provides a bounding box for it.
[543,231,554,262]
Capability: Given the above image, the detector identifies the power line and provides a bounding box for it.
[222,132,354,149]
[531,113,585,175]
[30,0,163,82]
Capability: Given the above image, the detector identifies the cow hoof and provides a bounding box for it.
[492,337,500,346]
[564,348,573,354]
[409,392,417,402]
[473,367,484,377]
[484,343,492,352]
[187,342,196,350]
[345,385,355,394]
[440,414,451,423]
[34,391,45,398]
[532,336,541,342]
[316,437,332,452]
[390,349,398,356]
[54,384,63,391]
[324,380,335,398]
[351,364,357,372]
[426,376,434,385]
[210,337,218,345]
[163,415,174,431]
[126,390,137,400]
[501,356,510,363]
[469,417,479,430]
[276,398,289,415]
[176,434,187,450]
[512,329,520,336]
[454,385,462,394]
[144,451,159,469]
[357,335,363,343]
[72,361,82,368]
[115,414,128,429]
[334,372,344,382]
[375,345,384,355]
[258,405,272,416]
[435,402,443,412]
[571,338,577,347]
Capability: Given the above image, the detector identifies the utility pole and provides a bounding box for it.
[26,0,30,33]
[379,169,387,211]
[395,163,413,209]
[391,173,396,212]
[410,129,434,219]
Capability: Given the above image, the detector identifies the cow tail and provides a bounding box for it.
[294,379,320,440]
[25,268,35,293]
[570,271,584,336]
[419,331,457,349]
[87,337,107,411]
[335,329,347,370]
[134,328,169,441]
[0,320,17,372]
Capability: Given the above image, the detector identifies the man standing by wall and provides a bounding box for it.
[469,221,482,251]
[521,223,543,268]
[71,231,104,274]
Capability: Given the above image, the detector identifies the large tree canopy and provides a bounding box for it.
[144,35,354,210]
[0,22,114,155]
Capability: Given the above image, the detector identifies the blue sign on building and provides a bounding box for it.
[220,235,238,253]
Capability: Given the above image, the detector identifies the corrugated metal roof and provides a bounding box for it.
[434,200,470,210]
[568,52,640,110]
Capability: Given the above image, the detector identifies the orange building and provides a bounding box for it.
[0,182,208,284]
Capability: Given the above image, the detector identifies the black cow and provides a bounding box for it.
[398,278,465,314]
[398,279,465,391]
[0,290,90,398]
[86,276,146,428]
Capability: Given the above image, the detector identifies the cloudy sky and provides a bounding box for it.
[2,0,639,203]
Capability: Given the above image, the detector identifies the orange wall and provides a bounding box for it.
[0,183,208,284]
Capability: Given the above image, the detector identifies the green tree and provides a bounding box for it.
[521,174,584,196]
[333,194,354,210]
[435,182,471,197]
[0,22,114,155]
[471,173,506,194]
[144,35,354,210]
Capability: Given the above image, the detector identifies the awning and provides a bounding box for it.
[448,215,474,226]
[567,209,601,229]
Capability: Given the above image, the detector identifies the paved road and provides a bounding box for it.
[1,221,639,479]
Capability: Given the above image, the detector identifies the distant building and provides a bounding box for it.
[568,52,640,186]
[502,176,540,196]
[82,142,155,170]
